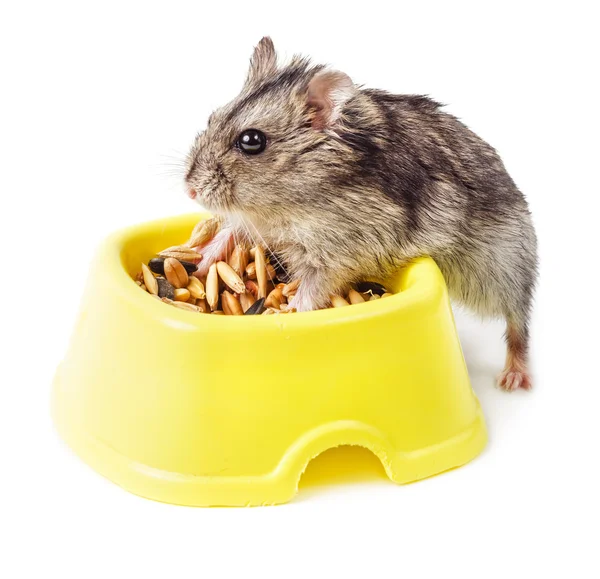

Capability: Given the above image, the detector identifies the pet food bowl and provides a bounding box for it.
[52,213,487,507]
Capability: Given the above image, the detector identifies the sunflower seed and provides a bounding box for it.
[157,277,175,299]
[356,281,387,295]
[244,297,266,315]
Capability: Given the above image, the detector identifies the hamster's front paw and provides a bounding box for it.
[193,228,234,278]
[288,292,317,313]
[287,276,330,312]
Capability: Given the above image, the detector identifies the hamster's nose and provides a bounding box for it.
[187,188,197,200]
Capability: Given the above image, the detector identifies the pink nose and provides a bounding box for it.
[187,188,197,199]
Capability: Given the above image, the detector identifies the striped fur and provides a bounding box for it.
[186,38,538,390]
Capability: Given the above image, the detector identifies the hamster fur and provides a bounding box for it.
[185,37,538,392]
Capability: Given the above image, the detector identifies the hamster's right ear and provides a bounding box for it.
[307,69,356,130]
[246,37,277,84]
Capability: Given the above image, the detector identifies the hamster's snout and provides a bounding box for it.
[187,188,197,200]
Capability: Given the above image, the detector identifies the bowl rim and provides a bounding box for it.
[101,213,444,330]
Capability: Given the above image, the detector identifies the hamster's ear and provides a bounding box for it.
[247,37,277,84]
[307,70,355,130]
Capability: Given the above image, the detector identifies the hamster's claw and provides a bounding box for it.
[497,368,532,392]
[287,293,316,313]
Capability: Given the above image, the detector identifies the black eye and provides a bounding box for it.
[236,129,267,155]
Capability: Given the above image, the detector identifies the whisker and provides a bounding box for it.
[242,217,289,278]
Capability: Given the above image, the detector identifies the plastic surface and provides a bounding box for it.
[52,214,487,507]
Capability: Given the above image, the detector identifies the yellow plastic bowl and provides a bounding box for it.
[52,213,487,507]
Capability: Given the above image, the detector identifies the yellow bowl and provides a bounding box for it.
[52,213,487,506]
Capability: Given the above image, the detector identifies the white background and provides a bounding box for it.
[1,1,599,577]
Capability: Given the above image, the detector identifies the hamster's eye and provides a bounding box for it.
[236,129,267,155]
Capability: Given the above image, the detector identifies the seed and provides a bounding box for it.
[249,247,256,258]
[382,292,393,298]
[179,261,198,274]
[282,279,300,297]
[246,261,277,281]
[330,294,350,307]
[216,261,246,294]
[158,246,202,263]
[171,301,201,312]
[245,262,257,280]
[206,263,219,311]
[262,308,276,315]
[212,310,225,315]
[240,291,257,313]
[266,264,277,280]
[196,298,209,313]
[228,245,249,277]
[149,257,197,276]
[221,290,243,315]
[265,287,284,309]
[141,263,158,295]
[356,281,387,296]
[254,246,268,299]
[164,258,189,289]
[245,280,259,298]
[157,277,175,299]
[223,298,231,314]
[370,293,381,301]
[348,289,365,304]
[244,297,266,315]
[265,280,276,297]
[148,258,166,275]
[140,284,147,291]
[187,277,206,299]
[174,288,191,302]
[186,217,221,248]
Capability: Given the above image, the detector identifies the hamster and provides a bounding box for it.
[184,37,538,392]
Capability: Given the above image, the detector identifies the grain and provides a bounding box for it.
[187,217,221,248]
[221,291,244,315]
[158,246,202,263]
[254,245,268,299]
[330,294,350,307]
[240,291,256,313]
[216,261,246,294]
[228,245,249,278]
[187,277,206,299]
[282,279,300,297]
[348,289,365,304]
[265,287,284,309]
[164,258,189,289]
[206,263,219,311]
[141,264,158,295]
[174,288,191,302]
[135,217,396,316]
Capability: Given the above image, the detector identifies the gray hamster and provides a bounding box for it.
[184,37,537,392]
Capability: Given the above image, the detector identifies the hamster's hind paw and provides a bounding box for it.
[497,368,532,392]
